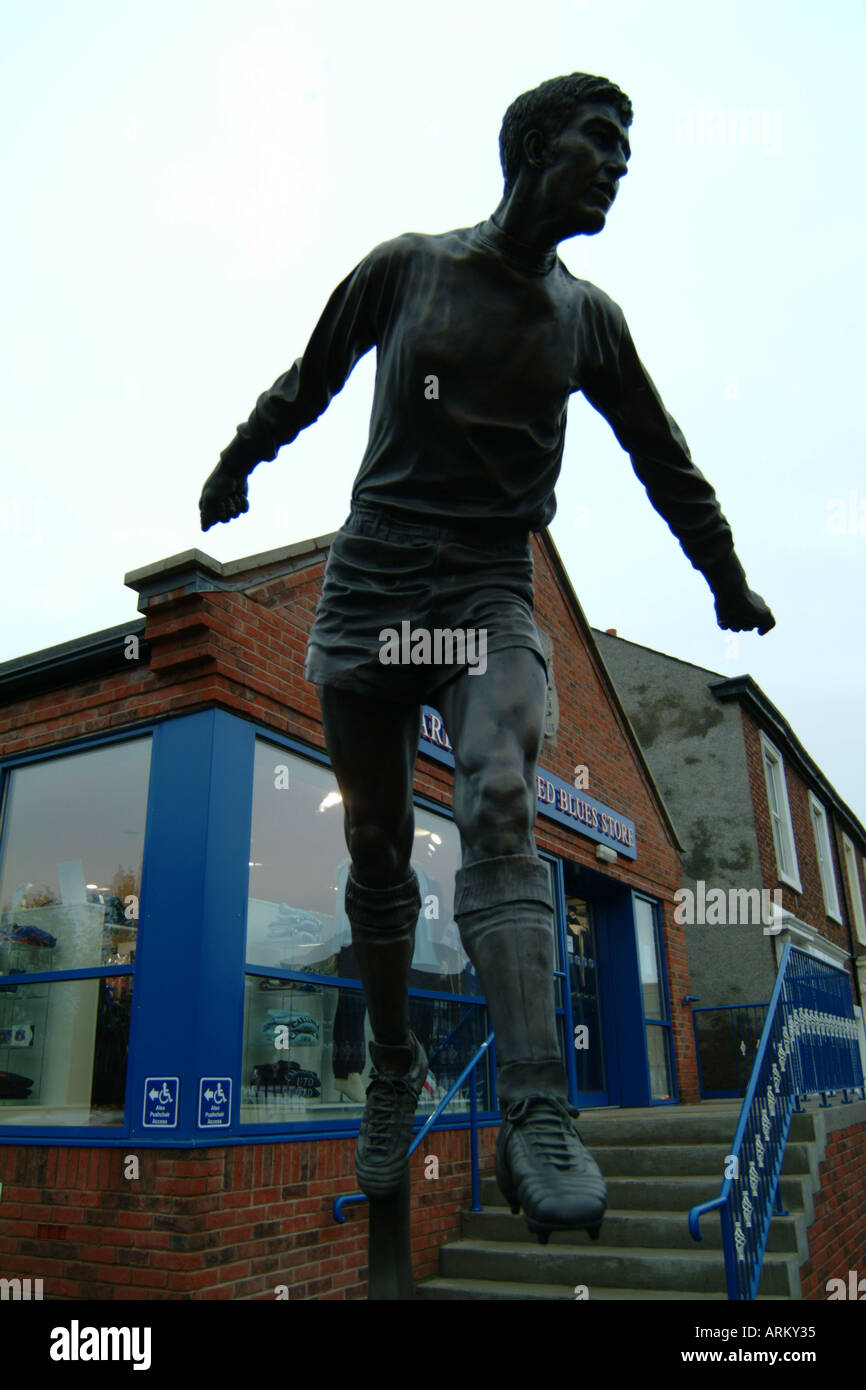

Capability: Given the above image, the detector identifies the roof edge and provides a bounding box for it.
[0,619,148,704]
[710,674,866,845]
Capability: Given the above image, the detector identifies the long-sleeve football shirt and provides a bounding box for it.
[220,217,737,575]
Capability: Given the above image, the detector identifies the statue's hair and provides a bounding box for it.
[499,73,633,194]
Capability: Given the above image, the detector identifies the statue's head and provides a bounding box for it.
[499,73,633,236]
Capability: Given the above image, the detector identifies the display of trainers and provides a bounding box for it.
[495,1093,607,1244]
[355,1033,428,1200]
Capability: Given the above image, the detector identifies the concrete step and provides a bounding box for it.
[567,1108,820,1148]
[460,1205,802,1253]
[478,1172,807,1212]
[438,1237,796,1297]
[432,1102,862,1303]
[581,1141,813,1178]
[415,1277,742,1300]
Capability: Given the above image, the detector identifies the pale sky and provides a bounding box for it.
[2,0,864,818]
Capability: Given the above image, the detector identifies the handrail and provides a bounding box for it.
[333,1031,495,1222]
[692,1002,770,1098]
[689,943,865,1299]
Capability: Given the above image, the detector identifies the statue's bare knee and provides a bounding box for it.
[458,764,536,864]
[347,815,414,887]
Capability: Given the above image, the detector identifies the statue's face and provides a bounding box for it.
[542,101,631,237]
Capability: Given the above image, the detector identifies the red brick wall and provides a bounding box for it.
[799,1120,866,1300]
[741,711,862,1003]
[0,1130,496,1300]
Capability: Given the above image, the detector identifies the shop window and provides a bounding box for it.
[808,794,842,923]
[246,740,475,988]
[759,733,802,892]
[842,834,866,947]
[0,738,150,1125]
[240,976,492,1123]
[0,974,133,1123]
[242,740,491,1124]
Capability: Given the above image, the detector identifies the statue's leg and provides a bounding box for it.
[437,648,607,1241]
[318,685,428,1199]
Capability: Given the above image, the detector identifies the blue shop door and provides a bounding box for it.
[564,897,609,1105]
[552,859,611,1108]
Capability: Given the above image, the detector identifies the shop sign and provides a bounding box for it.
[419,707,637,859]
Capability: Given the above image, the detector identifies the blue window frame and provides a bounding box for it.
[0,711,496,1146]
[1,707,671,1144]
[633,893,677,1104]
[0,730,153,1135]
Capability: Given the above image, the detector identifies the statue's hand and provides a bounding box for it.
[199,465,249,532]
[714,583,775,635]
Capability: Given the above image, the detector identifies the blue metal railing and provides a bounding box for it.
[689,943,865,1299]
[333,1032,495,1223]
[693,1003,769,1098]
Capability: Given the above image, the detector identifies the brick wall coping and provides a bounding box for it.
[124,535,338,609]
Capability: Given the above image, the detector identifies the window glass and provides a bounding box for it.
[634,897,664,1020]
[764,750,789,874]
[842,836,866,945]
[240,975,491,1123]
[0,740,151,975]
[645,1023,673,1101]
[0,739,149,1128]
[760,736,800,888]
[0,974,132,1126]
[809,797,841,921]
[246,741,475,987]
[565,895,605,1093]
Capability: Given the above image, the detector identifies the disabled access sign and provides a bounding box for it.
[143,1077,179,1128]
[198,1077,232,1128]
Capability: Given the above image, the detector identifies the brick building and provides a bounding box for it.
[0,528,701,1299]
[591,631,866,1095]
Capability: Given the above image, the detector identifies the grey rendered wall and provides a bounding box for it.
[592,633,776,1006]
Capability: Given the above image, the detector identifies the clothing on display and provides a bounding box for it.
[259,1010,319,1044]
[265,904,323,943]
[250,1060,322,1099]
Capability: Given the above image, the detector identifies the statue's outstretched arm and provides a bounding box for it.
[200,254,381,531]
[582,302,775,634]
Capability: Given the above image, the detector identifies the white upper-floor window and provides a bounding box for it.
[841,833,866,947]
[759,732,801,892]
[808,794,842,922]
